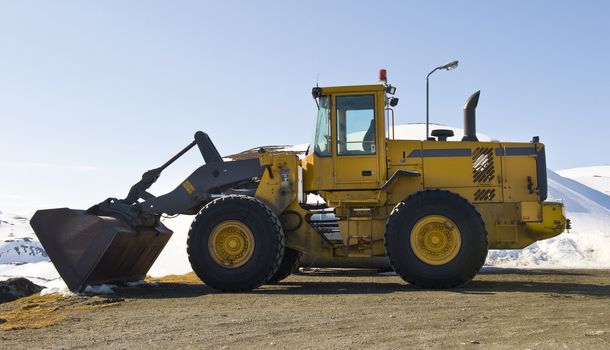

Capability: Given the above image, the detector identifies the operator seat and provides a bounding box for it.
[363,119,375,153]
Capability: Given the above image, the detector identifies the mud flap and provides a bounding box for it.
[30,208,172,292]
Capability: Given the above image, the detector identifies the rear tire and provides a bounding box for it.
[268,248,302,283]
[187,195,284,292]
[384,190,488,288]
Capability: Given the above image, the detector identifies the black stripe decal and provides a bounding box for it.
[495,147,536,156]
[406,147,535,158]
[407,149,472,158]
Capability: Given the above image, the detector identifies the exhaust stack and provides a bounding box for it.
[462,90,480,142]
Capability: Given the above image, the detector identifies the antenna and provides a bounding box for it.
[316,72,319,87]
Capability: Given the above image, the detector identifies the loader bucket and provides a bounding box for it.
[30,208,172,292]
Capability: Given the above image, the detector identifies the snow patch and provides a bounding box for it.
[149,214,193,277]
[275,144,309,153]
[486,233,610,269]
[40,279,74,297]
[83,284,116,295]
[306,193,325,206]
[125,280,159,287]
[0,261,60,285]
[486,167,610,268]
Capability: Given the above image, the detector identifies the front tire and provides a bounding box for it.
[384,190,488,288]
[187,195,285,292]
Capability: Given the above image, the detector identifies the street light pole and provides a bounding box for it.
[426,67,439,140]
[425,60,459,140]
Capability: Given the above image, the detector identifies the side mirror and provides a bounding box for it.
[311,87,323,99]
[389,97,399,107]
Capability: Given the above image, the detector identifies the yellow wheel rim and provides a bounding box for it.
[208,220,255,268]
[410,215,461,265]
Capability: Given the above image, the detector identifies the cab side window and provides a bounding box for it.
[313,95,332,156]
[336,95,376,155]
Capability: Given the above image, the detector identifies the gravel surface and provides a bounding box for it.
[1,268,610,349]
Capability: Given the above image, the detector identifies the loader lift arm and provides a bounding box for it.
[89,131,264,227]
[121,131,224,205]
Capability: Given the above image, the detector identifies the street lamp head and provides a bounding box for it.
[440,60,459,71]
[426,59,459,139]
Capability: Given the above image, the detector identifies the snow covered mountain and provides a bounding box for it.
[0,210,47,264]
[0,210,55,286]
[557,166,610,196]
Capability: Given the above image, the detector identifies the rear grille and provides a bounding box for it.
[474,188,496,201]
[472,147,495,183]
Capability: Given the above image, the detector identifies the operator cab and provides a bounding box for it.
[304,70,399,192]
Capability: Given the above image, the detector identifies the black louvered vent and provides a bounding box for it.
[472,147,495,183]
[474,188,496,201]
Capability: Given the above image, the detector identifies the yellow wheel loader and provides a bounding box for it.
[31,70,567,292]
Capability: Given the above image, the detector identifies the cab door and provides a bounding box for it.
[332,92,382,188]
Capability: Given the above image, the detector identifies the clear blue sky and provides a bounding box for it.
[1,1,609,214]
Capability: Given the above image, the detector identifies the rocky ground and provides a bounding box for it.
[1,268,609,349]
[0,277,42,303]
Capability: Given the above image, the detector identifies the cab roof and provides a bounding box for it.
[319,84,385,94]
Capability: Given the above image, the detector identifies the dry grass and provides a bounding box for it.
[0,293,124,331]
[145,272,200,284]
[0,294,67,331]
[0,272,199,331]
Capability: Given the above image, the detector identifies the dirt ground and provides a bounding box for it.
[1,268,610,349]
